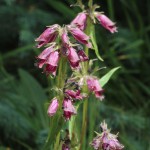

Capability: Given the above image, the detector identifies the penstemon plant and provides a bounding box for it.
[35,0,124,150]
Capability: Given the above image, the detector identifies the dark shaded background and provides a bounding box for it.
[0,0,150,150]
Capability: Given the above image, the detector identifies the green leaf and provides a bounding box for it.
[99,67,120,87]
[18,69,48,128]
[90,25,103,61]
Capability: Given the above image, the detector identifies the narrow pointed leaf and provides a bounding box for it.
[90,25,104,61]
[99,67,120,87]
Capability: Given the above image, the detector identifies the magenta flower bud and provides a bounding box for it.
[36,45,54,68]
[62,144,70,150]
[47,98,59,116]
[61,30,70,47]
[87,77,104,100]
[67,25,92,48]
[95,13,117,33]
[63,98,76,120]
[35,24,59,48]
[45,51,59,76]
[65,89,83,100]
[77,50,89,62]
[67,47,80,69]
[90,121,124,150]
[71,12,87,31]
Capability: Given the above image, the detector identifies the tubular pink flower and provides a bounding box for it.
[67,47,80,69]
[47,98,59,116]
[65,89,83,100]
[90,121,124,150]
[71,12,87,31]
[45,51,59,76]
[36,45,54,68]
[35,24,59,48]
[67,25,92,48]
[77,50,89,61]
[87,77,104,100]
[63,98,76,120]
[95,13,117,33]
[61,29,70,47]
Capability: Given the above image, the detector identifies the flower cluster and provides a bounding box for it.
[47,80,85,120]
[35,23,91,76]
[47,74,104,120]
[71,11,117,33]
[90,121,124,150]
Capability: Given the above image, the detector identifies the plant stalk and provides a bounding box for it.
[44,56,67,149]
[79,16,92,150]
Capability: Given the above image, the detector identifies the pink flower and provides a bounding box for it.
[47,98,59,116]
[77,50,89,61]
[35,24,59,48]
[87,77,104,100]
[71,12,87,30]
[36,45,54,68]
[63,98,76,120]
[61,29,70,47]
[90,121,124,150]
[65,89,83,100]
[67,47,80,69]
[62,144,70,150]
[95,13,117,33]
[44,51,59,76]
[67,25,92,48]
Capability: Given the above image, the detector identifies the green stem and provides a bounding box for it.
[79,17,92,150]
[44,56,67,150]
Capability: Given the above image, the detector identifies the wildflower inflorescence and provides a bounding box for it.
[90,121,124,150]
[35,1,123,149]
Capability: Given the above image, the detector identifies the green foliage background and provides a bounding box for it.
[0,0,149,149]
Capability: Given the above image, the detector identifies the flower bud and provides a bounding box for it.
[47,98,59,116]
[45,51,59,76]
[35,24,59,48]
[71,12,87,31]
[65,89,83,100]
[87,77,104,100]
[67,25,92,48]
[63,98,76,120]
[61,29,70,47]
[67,47,80,69]
[36,45,54,68]
[77,50,89,62]
[95,13,117,33]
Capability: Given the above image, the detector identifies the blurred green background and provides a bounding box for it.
[0,0,150,149]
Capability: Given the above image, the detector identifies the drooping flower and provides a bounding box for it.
[90,121,124,150]
[77,50,89,61]
[36,44,55,68]
[35,24,60,48]
[61,29,70,47]
[67,47,80,69]
[44,51,59,76]
[67,25,92,48]
[63,98,77,120]
[61,29,88,68]
[71,12,87,31]
[47,98,59,116]
[65,89,83,100]
[87,76,104,100]
[95,13,117,33]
